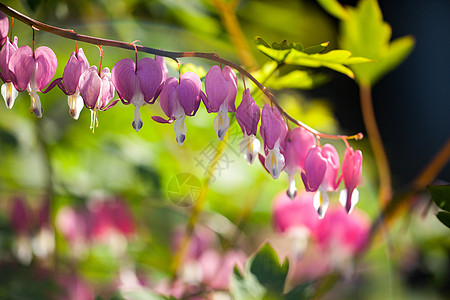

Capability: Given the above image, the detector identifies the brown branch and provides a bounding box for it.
[0,2,362,141]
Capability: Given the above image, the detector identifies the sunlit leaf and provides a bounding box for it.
[255,37,371,78]
[328,0,415,85]
[231,266,266,300]
[436,211,450,228]
[265,70,328,90]
[428,185,450,211]
[316,0,348,20]
[250,242,289,295]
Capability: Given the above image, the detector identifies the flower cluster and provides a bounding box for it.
[0,12,363,218]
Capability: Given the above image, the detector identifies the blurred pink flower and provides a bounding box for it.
[314,206,369,256]
[272,191,318,234]
[57,273,94,300]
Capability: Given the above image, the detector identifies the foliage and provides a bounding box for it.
[318,0,415,86]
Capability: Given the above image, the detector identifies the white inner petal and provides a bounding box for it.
[213,105,230,141]
[239,134,260,164]
[265,145,285,179]
[174,115,187,146]
[68,93,84,120]
[1,82,18,109]
[313,188,329,219]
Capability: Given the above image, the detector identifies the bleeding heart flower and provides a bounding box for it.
[283,127,316,199]
[260,104,288,179]
[203,65,237,141]
[62,48,89,119]
[236,88,261,164]
[0,36,19,109]
[8,45,57,117]
[79,66,117,131]
[112,57,163,132]
[152,72,202,145]
[339,147,363,214]
[301,144,340,218]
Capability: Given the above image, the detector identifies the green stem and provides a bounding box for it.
[360,83,392,206]
[170,133,229,277]
[211,0,257,69]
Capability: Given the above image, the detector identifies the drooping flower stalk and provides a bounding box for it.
[61,48,89,119]
[153,72,202,145]
[236,88,260,164]
[339,147,363,214]
[203,65,237,141]
[283,127,316,199]
[260,104,288,179]
[8,44,57,117]
[112,57,163,132]
[79,66,116,132]
[301,144,340,218]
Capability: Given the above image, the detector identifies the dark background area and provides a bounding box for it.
[310,0,450,188]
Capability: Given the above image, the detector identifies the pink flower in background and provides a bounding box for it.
[236,88,261,164]
[8,45,57,117]
[314,206,370,257]
[57,273,94,300]
[90,198,136,240]
[152,72,202,145]
[260,104,288,179]
[301,144,340,218]
[203,65,237,141]
[283,127,316,199]
[339,147,363,214]
[10,197,55,264]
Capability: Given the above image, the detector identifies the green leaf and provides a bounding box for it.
[316,0,348,20]
[265,70,328,90]
[284,283,314,300]
[428,185,450,211]
[330,0,415,85]
[255,37,370,78]
[436,211,450,228]
[230,266,266,300]
[303,42,330,54]
[250,242,289,295]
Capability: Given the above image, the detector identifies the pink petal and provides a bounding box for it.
[260,104,288,150]
[342,148,363,191]
[112,58,136,101]
[8,45,34,91]
[137,57,162,102]
[204,65,230,112]
[222,66,237,112]
[0,12,8,45]
[100,67,115,108]
[79,66,101,109]
[177,72,201,115]
[283,127,316,175]
[0,36,18,82]
[63,48,89,94]
[159,77,180,118]
[236,88,260,136]
[321,144,340,191]
[301,146,327,192]
[34,46,57,91]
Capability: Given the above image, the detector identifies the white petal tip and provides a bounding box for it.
[132,119,143,132]
[176,134,186,146]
